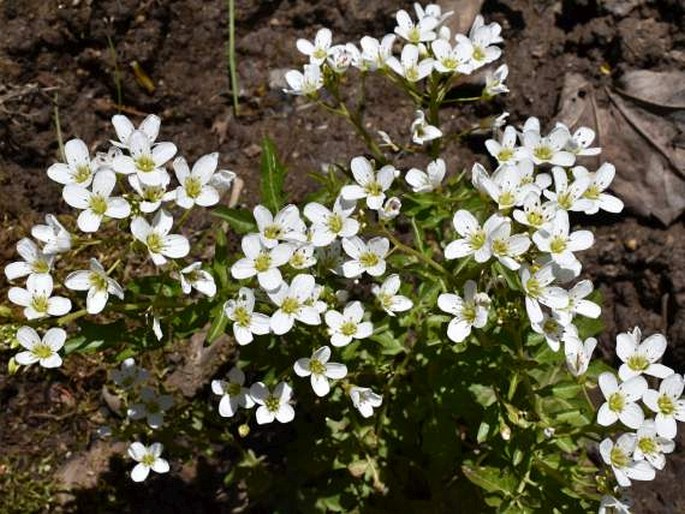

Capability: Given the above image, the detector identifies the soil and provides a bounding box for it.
[1,0,684,512]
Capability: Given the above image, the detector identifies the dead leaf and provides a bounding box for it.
[557,70,685,225]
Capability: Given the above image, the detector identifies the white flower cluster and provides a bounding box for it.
[5,114,231,367]
[597,328,683,491]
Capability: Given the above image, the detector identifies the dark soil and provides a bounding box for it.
[1,0,684,512]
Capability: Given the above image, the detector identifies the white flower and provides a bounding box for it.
[179,262,216,297]
[477,164,531,210]
[294,346,348,397]
[341,236,389,278]
[642,373,685,439]
[455,15,503,68]
[304,196,359,247]
[131,210,189,266]
[378,196,402,221]
[531,312,570,352]
[599,435,655,487]
[14,326,65,368]
[633,419,675,470]
[515,158,552,192]
[372,274,413,316]
[289,243,317,269]
[128,173,170,214]
[519,264,569,324]
[211,367,254,417]
[444,210,506,263]
[254,204,306,248]
[224,287,271,345]
[350,386,382,418]
[598,495,632,514]
[431,39,472,74]
[64,258,124,314]
[230,234,293,291]
[128,442,169,482]
[414,2,453,25]
[4,238,54,281]
[358,34,395,71]
[340,156,395,210]
[112,130,176,186]
[554,279,601,326]
[325,301,373,347]
[127,387,173,429]
[296,27,332,64]
[8,274,71,320]
[438,280,490,343]
[31,214,71,254]
[483,64,509,97]
[326,43,359,73]
[533,210,594,268]
[267,274,321,335]
[520,124,575,167]
[93,146,122,173]
[405,158,445,192]
[563,333,596,377]
[512,193,555,229]
[284,64,323,96]
[543,167,592,211]
[47,138,96,186]
[572,163,624,215]
[616,328,672,381]
[485,126,519,165]
[562,125,601,157]
[410,110,443,145]
[172,153,222,209]
[489,220,531,270]
[63,170,131,232]
[250,382,295,424]
[306,284,329,314]
[597,372,647,429]
[111,114,161,148]
[387,44,434,82]
[111,358,149,389]
[394,9,438,43]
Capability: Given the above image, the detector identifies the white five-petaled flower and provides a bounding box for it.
[616,327,672,381]
[378,196,402,221]
[414,2,453,25]
[267,274,321,335]
[289,243,317,269]
[326,43,359,73]
[4,238,54,281]
[554,279,601,326]
[444,210,505,263]
[111,358,149,390]
[438,280,490,343]
[642,373,685,439]
[431,39,472,74]
[63,170,131,233]
[340,156,395,210]
[47,138,97,187]
[560,124,601,157]
[254,204,306,248]
[112,130,176,186]
[304,196,359,247]
[350,386,383,418]
[325,301,373,347]
[294,346,348,397]
[223,287,271,345]
[519,264,569,324]
[128,442,169,482]
[410,110,443,145]
[296,27,332,64]
[127,387,173,429]
[64,258,124,314]
[633,419,675,471]
[211,367,254,417]
[387,44,434,82]
[250,382,295,424]
[599,435,655,487]
[531,312,571,352]
[111,114,162,149]
[172,153,222,209]
[455,15,503,68]
[489,219,531,270]
[341,236,389,278]
[284,64,323,96]
[14,326,65,369]
[597,372,648,429]
[394,8,438,43]
[512,193,555,229]
[358,34,395,71]
[8,273,71,320]
[485,126,519,165]
[520,124,575,167]
[372,274,413,316]
[563,333,597,377]
[128,173,170,214]
[543,167,592,212]
[31,214,71,254]
[572,163,624,215]
[533,210,594,268]
[405,158,445,193]
[131,210,189,266]
[179,262,216,297]
[483,64,509,97]
[230,234,293,291]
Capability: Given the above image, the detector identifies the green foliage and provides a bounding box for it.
[260,136,287,212]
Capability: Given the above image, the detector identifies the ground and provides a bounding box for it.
[0,0,684,512]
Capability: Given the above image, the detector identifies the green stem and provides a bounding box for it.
[380,226,449,278]
[226,0,239,116]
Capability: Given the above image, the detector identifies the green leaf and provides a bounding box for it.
[206,309,228,344]
[462,464,517,495]
[469,383,497,407]
[260,136,287,211]
[211,206,257,234]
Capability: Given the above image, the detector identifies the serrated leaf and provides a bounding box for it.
[211,206,257,234]
[260,136,286,211]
